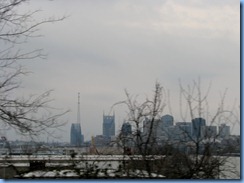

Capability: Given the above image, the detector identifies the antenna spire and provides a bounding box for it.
[77,92,81,124]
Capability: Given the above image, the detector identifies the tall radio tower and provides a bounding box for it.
[77,92,81,124]
[77,92,84,144]
[70,92,84,146]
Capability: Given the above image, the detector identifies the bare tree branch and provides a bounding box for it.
[0,0,68,137]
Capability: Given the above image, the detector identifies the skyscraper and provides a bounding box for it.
[121,122,132,136]
[143,117,160,137]
[121,122,133,151]
[192,117,206,139]
[161,114,174,128]
[201,126,217,139]
[175,122,192,141]
[219,123,230,139]
[103,113,115,138]
[70,93,84,146]
[159,114,174,137]
[70,123,82,146]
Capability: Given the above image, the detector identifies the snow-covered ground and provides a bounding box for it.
[21,169,165,178]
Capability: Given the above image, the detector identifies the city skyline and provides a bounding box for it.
[3,0,239,142]
[78,114,234,144]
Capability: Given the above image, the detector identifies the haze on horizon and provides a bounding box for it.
[3,0,240,142]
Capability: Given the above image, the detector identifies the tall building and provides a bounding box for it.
[192,117,206,139]
[167,125,181,141]
[120,122,133,151]
[70,123,83,146]
[121,122,132,136]
[161,114,174,127]
[142,115,174,142]
[201,126,217,139]
[175,122,192,141]
[70,93,84,146]
[103,113,115,138]
[143,117,158,136]
[158,114,174,138]
[219,124,230,139]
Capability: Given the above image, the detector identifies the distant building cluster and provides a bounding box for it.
[0,114,237,156]
[142,115,231,142]
[69,93,235,154]
[118,114,237,155]
[69,112,232,148]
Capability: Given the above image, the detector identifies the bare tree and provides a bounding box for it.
[0,0,67,137]
[115,80,240,179]
[114,82,167,178]
[175,78,240,179]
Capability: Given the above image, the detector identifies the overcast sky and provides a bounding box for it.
[6,0,240,142]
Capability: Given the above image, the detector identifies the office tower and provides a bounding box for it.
[175,122,192,141]
[121,122,132,136]
[192,117,206,139]
[103,113,115,138]
[157,114,174,138]
[201,126,217,139]
[70,123,82,146]
[167,125,180,141]
[143,117,160,136]
[161,114,174,127]
[120,122,133,151]
[219,123,230,139]
[143,117,168,145]
[70,93,84,146]
[142,115,174,141]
